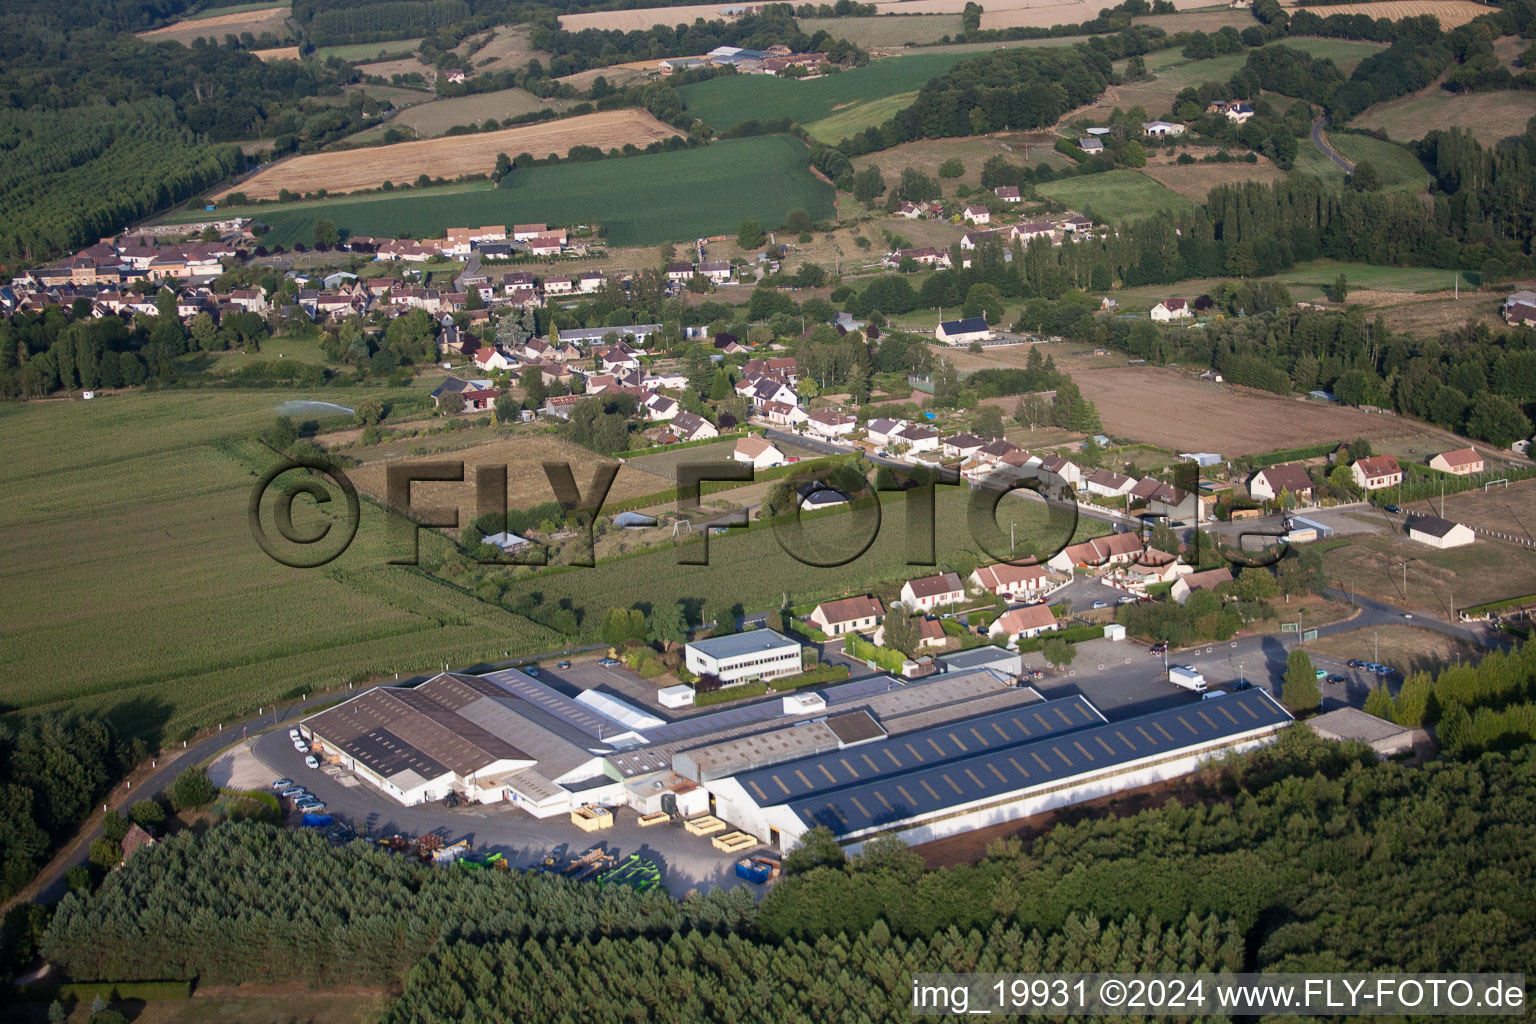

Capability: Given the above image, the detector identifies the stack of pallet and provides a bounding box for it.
[712,830,757,853]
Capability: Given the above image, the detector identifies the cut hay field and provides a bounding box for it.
[560,3,749,30]
[1354,88,1536,149]
[798,14,965,46]
[386,89,575,138]
[251,46,301,61]
[216,110,680,199]
[1069,365,1411,455]
[193,135,836,248]
[857,0,1214,29]
[0,388,560,742]
[1287,0,1498,29]
[1139,158,1286,201]
[678,52,974,131]
[1037,170,1194,222]
[138,6,291,45]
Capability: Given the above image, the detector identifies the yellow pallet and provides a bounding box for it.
[637,811,671,828]
[571,805,614,832]
[684,815,726,836]
[712,831,757,853]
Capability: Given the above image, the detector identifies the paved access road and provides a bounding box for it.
[1311,116,1354,173]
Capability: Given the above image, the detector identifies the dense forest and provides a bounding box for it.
[36,721,1536,1021]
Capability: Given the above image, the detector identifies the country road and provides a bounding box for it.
[1311,116,1354,173]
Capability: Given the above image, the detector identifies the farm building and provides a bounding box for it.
[935,317,993,345]
[1143,120,1185,137]
[706,688,1292,852]
[1406,514,1475,549]
[684,629,803,685]
[1307,707,1413,758]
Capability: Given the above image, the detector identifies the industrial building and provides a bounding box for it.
[684,629,803,684]
[303,646,1292,850]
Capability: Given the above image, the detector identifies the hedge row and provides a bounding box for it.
[768,663,851,691]
[1014,623,1104,653]
[693,681,768,706]
[16,980,194,1002]
[1248,442,1339,468]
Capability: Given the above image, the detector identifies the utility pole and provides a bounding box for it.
[1374,631,1379,663]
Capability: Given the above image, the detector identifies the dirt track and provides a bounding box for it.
[215,110,682,200]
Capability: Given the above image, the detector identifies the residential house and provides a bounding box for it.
[864,418,908,446]
[1248,463,1315,503]
[734,435,785,469]
[805,409,856,438]
[1150,299,1192,321]
[543,276,574,296]
[431,376,499,411]
[942,433,987,459]
[897,201,923,218]
[808,595,884,637]
[1504,302,1536,327]
[1406,514,1475,549]
[1147,481,1198,521]
[743,356,798,383]
[969,562,1050,598]
[976,438,1022,464]
[1170,567,1233,604]
[643,393,678,421]
[898,572,966,612]
[1085,468,1137,499]
[670,411,719,443]
[1047,531,1145,572]
[473,347,515,373]
[763,400,808,426]
[1059,216,1094,234]
[994,185,1022,203]
[512,224,549,241]
[1124,549,1185,587]
[935,317,993,345]
[578,272,605,294]
[665,262,696,283]
[1352,455,1403,491]
[1428,448,1484,475]
[1011,221,1055,243]
[887,247,950,269]
[892,423,940,453]
[989,604,1060,642]
[963,205,991,225]
[525,235,565,257]
[542,393,583,419]
[1078,136,1104,153]
[1035,454,1082,490]
[960,229,1003,251]
[699,261,733,285]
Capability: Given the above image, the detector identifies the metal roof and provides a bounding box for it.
[686,629,800,661]
[735,695,1104,808]
[788,689,1292,836]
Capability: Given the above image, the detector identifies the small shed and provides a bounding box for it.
[1307,707,1414,758]
[657,684,695,708]
[1103,623,1127,642]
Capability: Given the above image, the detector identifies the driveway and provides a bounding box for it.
[1311,116,1354,172]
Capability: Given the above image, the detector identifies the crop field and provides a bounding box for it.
[1037,170,1194,222]
[316,38,423,63]
[1068,365,1414,455]
[186,0,290,17]
[0,389,559,741]
[1354,88,1536,148]
[386,89,575,138]
[197,135,835,248]
[848,0,1214,30]
[491,486,1110,635]
[678,52,974,131]
[797,15,966,47]
[137,6,291,45]
[559,4,752,30]
[251,46,301,61]
[1289,1,1498,30]
[804,91,920,143]
[1139,158,1286,201]
[215,110,681,199]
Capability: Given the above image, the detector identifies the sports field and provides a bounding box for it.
[1354,88,1536,149]
[193,135,835,248]
[1037,170,1194,222]
[0,389,561,741]
[217,110,680,199]
[678,52,974,131]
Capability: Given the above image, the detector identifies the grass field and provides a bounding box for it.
[218,110,680,199]
[0,389,561,742]
[1327,132,1430,191]
[1323,530,1536,616]
[461,24,543,74]
[191,135,835,248]
[1037,170,1194,222]
[1404,478,1536,543]
[316,38,423,63]
[1354,88,1536,148]
[798,14,965,46]
[1309,625,1482,676]
[186,0,289,17]
[385,88,574,138]
[251,46,301,61]
[804,91,920,143]
[679,52,974,131]
[1139,158,1286,201]
[138,6,290,45]
[1293,0,1497,30]
[1271,259,1478,294]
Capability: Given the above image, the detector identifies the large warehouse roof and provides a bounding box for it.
[788,689,1291,837]
[734,695,1104,807]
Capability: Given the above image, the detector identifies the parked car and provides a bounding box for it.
[1348,659,1365,668]
[1118,595,1138,604]
[288,729,300,740]
[305,755,320,769]
[598,658,620,667]
[1231,680,1253,691]
[526,667,541,677]
[297,799,324,812]
[271,778,292,790]
[1026,669,1045,680]
[557,660,571,668]
[1150,643,1168,655]
[292,739,308,752]
[1326,674,1348,684]
[1313,669,1328,680]
[1384,504,1401,514]
[1375,665,1395,677]
[1091,600,1109,609]
[1201,690,1227,701]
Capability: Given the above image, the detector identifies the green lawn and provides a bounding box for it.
[0,386,559,743]
[1328,133,1431,192]
[186,0,289,18]
[797,14,965,47]
[678,52,974,130]
[1271,259,1478,294]
[182,136,835,248]
[316,38,424,62]
[804,91,920,144]
[1037,170,1194,223]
